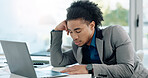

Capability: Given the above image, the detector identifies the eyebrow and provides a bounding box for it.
[74,28,81,31]
[68,28,81,31]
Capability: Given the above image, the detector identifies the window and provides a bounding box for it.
[0,0,74,54]
[90,0,129,33]
[143,0,148,68]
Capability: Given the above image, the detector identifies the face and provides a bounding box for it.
[67,19,95,46]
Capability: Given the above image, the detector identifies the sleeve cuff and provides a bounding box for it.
[51,29,63,32]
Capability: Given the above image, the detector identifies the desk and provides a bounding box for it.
[0,65,91,78]
[0,54,91,78]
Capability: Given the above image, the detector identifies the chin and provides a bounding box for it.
[76,44,81,46]
[78,43,85,47]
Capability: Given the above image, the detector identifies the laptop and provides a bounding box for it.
[0,40,68,78]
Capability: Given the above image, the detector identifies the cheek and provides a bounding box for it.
[79,30,90,41]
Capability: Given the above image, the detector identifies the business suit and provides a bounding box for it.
[49,26,148,78]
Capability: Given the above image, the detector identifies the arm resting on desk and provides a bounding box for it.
[49,31,77,67]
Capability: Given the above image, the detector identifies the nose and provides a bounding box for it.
[71,33,78,41]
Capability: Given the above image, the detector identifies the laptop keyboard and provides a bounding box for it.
[0,56,6,63]
[36,70,68,77]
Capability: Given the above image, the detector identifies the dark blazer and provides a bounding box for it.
[49,26,148,78]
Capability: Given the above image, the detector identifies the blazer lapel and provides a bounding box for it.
[76,47,83,64]
[76,27,104,64]
[96,38,104,64]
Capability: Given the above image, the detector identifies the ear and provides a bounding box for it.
[89,21,95,30]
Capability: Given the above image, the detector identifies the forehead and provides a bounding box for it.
[67,19,89,30]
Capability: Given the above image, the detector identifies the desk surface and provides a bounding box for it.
[0,65,91,78]
[0,54,91,78]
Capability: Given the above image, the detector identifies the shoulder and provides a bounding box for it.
[101,25,131,46]
[102,25,125,33]
[101,25,127,37]
[95,25,126,40]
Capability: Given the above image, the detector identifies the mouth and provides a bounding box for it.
[74,41,81,45]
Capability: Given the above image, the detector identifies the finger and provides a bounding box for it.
[64,23,69,35]
[67,31,69,35]
[65,25,68,31]
[67,71,80,75]
[60,69,69,73]
[64,21,68,31]
[67,72,75,75]
[60,68,71,73]
[60,67,75,73]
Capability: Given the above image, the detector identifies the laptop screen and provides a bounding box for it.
[0,40,68,78]
[0,40,37,77]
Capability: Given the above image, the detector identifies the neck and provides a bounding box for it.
[87,29,95,46]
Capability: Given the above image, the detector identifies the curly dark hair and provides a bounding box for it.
[66,1,104,28]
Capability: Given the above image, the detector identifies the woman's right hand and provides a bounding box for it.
[54,20,69,35]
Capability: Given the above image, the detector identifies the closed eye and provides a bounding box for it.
[76,31,81,33]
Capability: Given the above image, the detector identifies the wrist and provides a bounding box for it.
[86,64,94,75]
[54,29,63,31]
[54,27,63,31]
[52,29,63,32]
[54,29,61,31]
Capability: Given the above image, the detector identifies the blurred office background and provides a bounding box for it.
[0,0,148,67]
